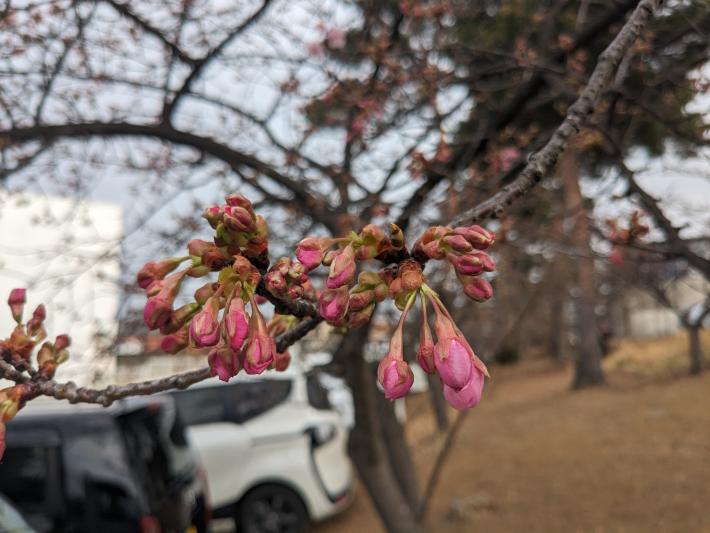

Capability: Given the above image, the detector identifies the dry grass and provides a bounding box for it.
[316,331,710,533]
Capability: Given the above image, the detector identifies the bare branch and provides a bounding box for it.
[451,0,664,226]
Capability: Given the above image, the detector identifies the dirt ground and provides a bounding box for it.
[316,331,710,533]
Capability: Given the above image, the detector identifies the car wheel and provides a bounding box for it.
[236,484,309,533]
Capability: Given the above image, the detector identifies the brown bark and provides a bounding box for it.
[340,329,425,533]
[427,374,449,432]
[688,325,703,375]
[559,147,605,389]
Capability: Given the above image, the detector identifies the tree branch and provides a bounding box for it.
[451,0,664,226]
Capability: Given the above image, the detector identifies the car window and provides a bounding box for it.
[171,387,225,426]
[172,380,292,426]
[224,380,292,423]
[306,372,332,410]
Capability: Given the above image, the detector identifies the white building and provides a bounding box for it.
[0,190,123,385]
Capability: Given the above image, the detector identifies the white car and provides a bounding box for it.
[169,365,353,533]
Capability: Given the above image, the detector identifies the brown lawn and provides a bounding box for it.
[316,330,710,533]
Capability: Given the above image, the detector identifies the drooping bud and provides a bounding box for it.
[318,286,349,324]
[458,274,493,302]
[161,327,190,354]
[377,356,414,400]
[223,296,249,352]
[242,300,275,374]
[136,257,187,289]
[326,244,356,289]
[443,367,485,410]
[208,344,241,382]
[189,291,222,347]
[7,288,26,323]
[431,301,473,390]
[453,225,495,250]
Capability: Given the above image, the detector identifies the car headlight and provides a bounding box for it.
[307,423,337,447]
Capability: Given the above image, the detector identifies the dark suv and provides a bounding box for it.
[0,397,209,533]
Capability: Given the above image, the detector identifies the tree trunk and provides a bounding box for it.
[559,146,605,389]
[376,392,421,511]
[340,328,425,533]
[688,325,703,375]
[427,374,449,432]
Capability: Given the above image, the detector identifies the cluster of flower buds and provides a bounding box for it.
[1,289,71,459]
[265,257,317,302]
[295,224,403,326]
[376,284,489,410]
[413,224,495,302]
[138,192,496,411]
[203,193,269,259]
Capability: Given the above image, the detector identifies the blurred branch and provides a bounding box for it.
[450,0,664,226]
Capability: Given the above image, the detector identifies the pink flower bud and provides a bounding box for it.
[232,256,261,288]
[264,269,287,296]
[7,288,26,323]
[189,293,221,347]
[224,205,257,233]
[443,366,485,410]
[208,345,241,382]
[326,244,356,289]
[161,327,189,354]
[194,282,217,305]
[136,257,186,289]
[225,193,254,210]
[242,311,275,375]
[453,225,495,250]
[143,271,186,330]
[459,275,493,302]
[442,234,473,253]
[202,205,223,228]
[431,308,474,389]
[273,350,291,371]
[377,356,414,400]
[447,253,484,276]
[358,224,389,260]
[223,297,249,352]
[414,226,450,259]
[54,334,71,351]
[296,237,328,271]
[348,302,375,328]
[318,286,349,323]
[144,293,175,331]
